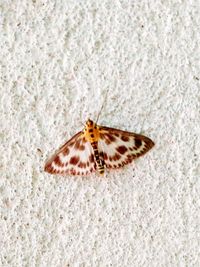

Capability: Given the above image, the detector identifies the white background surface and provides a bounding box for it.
[1,0,200,266]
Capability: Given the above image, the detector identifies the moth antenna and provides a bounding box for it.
[96,89,109,124]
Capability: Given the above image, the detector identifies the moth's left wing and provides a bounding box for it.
[98,126,154,169]
[44,132,96,176]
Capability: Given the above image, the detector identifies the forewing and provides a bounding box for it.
[44,132,96,175]
[98,126,154,169]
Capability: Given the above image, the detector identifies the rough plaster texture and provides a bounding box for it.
[0,0,200,266]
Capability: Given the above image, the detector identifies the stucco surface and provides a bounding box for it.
[0,0,200,266]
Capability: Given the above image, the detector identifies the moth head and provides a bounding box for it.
[85,119,94,127]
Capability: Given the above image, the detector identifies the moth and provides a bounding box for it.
[44,119,154,176]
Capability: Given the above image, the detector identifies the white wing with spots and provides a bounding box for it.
[44,132,96,175]
[98,126,154,169]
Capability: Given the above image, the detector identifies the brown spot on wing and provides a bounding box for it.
[105,134,116,145]
[75,139,81,149]
[127,154,132,160]
[121,136,129,142]
[82,163,87,168]
[135,139,142,149]
[79,145,85,150]
[105,139,111,145]
[69,142,75,147]
[78,162,87,168]
[107,164,112,168]
[62,147,69,156]
[126,155,133,163]
[44,163,53,173]
[74,138,85,150]
[54,156,64,167]
[69,156,80,165]
[103,153,108,160]
[89,154,94,163]
[113,153,121,161]
[101,133,116,145]
[78,162,84,168]
[109,153,121,161]
[106,134,116,142]
[70,168,76,175]
[82,137,87,143]
[116,145,128,154]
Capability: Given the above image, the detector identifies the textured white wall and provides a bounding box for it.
[1,0,200,266]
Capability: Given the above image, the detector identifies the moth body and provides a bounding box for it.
[83,119,104,175]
